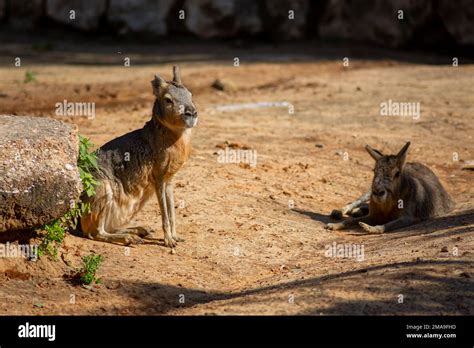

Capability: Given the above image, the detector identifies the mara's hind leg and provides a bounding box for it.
[81,198,144,246]
[91,229,144,246]
[359,215,418,234]
[165,182,183,243]
[123,226,154,238]
[83,217,144,245]
[331,191,370,220]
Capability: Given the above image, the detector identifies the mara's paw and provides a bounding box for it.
[172,236,185,243]
[124,235,144,246]
[164,236,177,248]
[330,209,343,220]
[136,226,155,238]
[359,222,384,234]
[325,222,343,231]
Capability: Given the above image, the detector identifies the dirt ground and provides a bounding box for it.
[0,41,473,315]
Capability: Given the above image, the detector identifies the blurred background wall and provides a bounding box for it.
[0,0,473,51]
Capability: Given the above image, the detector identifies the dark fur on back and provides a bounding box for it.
[397,162,454,220]
[90,119,172,192]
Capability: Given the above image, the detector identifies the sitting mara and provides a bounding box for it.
[326,142,454,234]
[80,65,197,247]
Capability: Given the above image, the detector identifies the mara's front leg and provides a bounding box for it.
[359,215,418,234]
[165,182,184,243]
[325,215,373,231]
[330,191,371,219]
[156,179,175,248]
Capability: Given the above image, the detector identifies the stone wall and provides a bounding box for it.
[0,0,473,47]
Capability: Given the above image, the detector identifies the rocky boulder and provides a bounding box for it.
[107,0,176,35]
[46,0,107,31]
[318,0,435,47]
[184,0,261,38]
[0,116,83,232]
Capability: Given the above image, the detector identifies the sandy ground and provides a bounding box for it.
[0,43,473,315]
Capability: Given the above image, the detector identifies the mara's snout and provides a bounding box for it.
[371,189,388,203]
[183,110,198,128]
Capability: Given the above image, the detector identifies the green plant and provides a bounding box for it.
[39,135,99,258]
[38,220,66,259]
[80,254,104,285]
[24,70,37,83]
[78,135,99,197]
[62,135,99,228]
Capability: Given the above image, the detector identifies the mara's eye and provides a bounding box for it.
[394,171,400,178]
[165,97,173,105]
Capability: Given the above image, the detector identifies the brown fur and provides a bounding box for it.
[326,142,454,233]
[80,66,197,247]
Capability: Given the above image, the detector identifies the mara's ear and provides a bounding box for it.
[151,75,167,97]
[173,65,182,84]
[396,141,410,168]
[365,145,384,161]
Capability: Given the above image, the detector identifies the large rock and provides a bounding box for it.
[107,0,175,35]
[263,0,310,39]
[318,0,435,47]
[0,116,82,232]
[8,0,44,29]
[46,0,107,31]
[184,0,261,38]
[438,0,474,45]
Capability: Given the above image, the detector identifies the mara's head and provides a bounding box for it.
[151,65,197,131]
[366,142,410,204]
